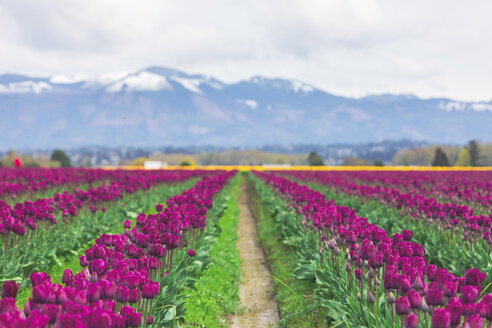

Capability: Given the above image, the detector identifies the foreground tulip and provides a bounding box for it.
[395,296,411,316]
[432,308,451,328]
[465,314,483,328]
[405,313,419,328]
[1,281,19,299]
[61,269,73,285]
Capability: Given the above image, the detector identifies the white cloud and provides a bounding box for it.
[237,99,258,109]
[0,0,492,101]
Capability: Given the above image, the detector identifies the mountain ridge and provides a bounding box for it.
[1,66,491,149]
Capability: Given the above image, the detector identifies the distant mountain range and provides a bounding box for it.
[1,66,491,150]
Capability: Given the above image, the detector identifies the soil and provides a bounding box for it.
[230,183,279,327]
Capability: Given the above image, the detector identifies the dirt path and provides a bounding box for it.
[230,183,279,328]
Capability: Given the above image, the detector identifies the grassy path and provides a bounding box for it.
[230,178,279,328]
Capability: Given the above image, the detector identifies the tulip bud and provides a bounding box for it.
[79,256,88,267]
[387,292,396,304]
[412,276,423,291]
[61,269,73,285]
[465,314,483,328]
[461,286,479,304]
[345,261,351,273]
[128,289,139,303]
[431,308,451,328]
[426,288,444,306]
[0,298,18,314]
[367,291,375,304]
[1,281,19,299]
[395,296,411,315]
[405,313,419,328]
[407,290,422,309]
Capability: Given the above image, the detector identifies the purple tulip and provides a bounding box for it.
[79,255,88,267]
[426,288,445,306]
[123,219,132,229]
[407,290,422,309]
[431,308,451,328]
[427,265,438,282]
[115,286,130,303]
[465,269,486,287]
[399,276,412,295]
[1,281,19,299]
[61,269,73,285]
[187,249,197,257]
[405,313,419,328]
[402,230,413,241]
[89,311,113,328]
[30,272,51,286]
[0,297,18,314]
[128,289,140,304]
[461,286,480,304]
[354,269,364,280]
[465,314,483,328]
[395,296,411,315]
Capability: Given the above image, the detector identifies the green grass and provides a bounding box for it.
[246,174,329,328]
[183,175,242,328]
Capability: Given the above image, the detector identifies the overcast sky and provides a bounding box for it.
[0,0,491,101]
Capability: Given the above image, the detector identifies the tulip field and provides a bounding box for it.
[0,168,491,327]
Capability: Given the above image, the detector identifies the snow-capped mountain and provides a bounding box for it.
[0,66,491,149]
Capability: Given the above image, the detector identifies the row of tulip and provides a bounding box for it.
[342,170,492,208]
[282,171,492,248]
[0,168,114,201]
[0,170,235,327]
[0,170,203,251]
[254,171,491,328]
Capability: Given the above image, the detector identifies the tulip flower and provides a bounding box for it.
[1,281,19,299]
[396,296,411,315]
[405,313,419,328]
[431,308,451,328]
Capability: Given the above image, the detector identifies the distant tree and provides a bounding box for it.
[342,157,371,166]
[51,150,71,167]
[179,157,197,166]
[373,159,384,166]
[431,147,450,166]
[455,148,471,166]
[393,146,459,166]
[468,140,480,166]
[308,151,325,166]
